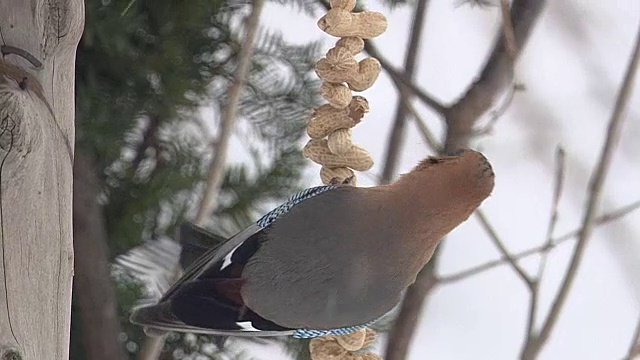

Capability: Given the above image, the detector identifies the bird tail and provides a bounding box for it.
[130,302,185,336]
[130,301,294,337]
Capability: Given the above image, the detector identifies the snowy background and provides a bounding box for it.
[229,1,640,359]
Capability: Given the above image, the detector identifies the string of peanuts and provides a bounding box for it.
[302,0,387,359]
[302,0,387,186]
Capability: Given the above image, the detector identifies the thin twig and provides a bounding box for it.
[521,21,640,360]
[523,286,539,349]
[624,314,640,360]
[491,210,537,346]
[382,1,437,357]
[194,0,264,225]
[586,200,640,229]
[525,147,566,344]
[474,80,521,136]
[121,0,136,16]
[370,46,447,114]
[131,114,160,173]
[500,0,518,60]
[379,0,432,185]
[438,199,640,284]
[475,210,533,287]
[396,89,442,153]
[442,0,546,153]
[537,147,566,279]
[136,1,264,359]
[387,2,546,358]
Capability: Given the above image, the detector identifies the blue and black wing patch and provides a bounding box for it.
[131,224,294,336]
[257,185,336,228]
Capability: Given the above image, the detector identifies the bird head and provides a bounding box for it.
[396,149,495,216]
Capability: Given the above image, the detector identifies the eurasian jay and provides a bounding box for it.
[131,150,494,338]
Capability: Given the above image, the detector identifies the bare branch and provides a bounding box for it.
[438,199,640,284]
[624,314,640,360]
[194,0,264,225]
[131,114,161,172]
[400,96,443,153]
[521,22,640,360]
[477,208,537,351]
[500,0,518,60]
[473,80,521,137]
[385,1,546,358]
[379,0,432,185]
[522,286,539,349]
[583,200,640,231]
[443,0,546,153]
[524,147,566,345]
[537,147,566,279]
[382,0,429,184]
[366,41,448,115]
[380,2,441,358]
[475,210,533,287]
[74,152,128,360]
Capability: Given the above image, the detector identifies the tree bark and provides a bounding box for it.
[0,1,84,359]
[73,152,128,360]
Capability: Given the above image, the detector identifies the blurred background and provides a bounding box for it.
[70,0,640,359]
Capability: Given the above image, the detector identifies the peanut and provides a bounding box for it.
[310,337,346,360]
[308,105,355,139]
[330,0,356,11]
[347,58,381,91]
[318,9,387,39]
[310,330,381,360]
[335,328,366,351]
[320,166,355,185]
[303,139,373,171]
[316,49,381,91]
[336,37,365,54]
[327,128,352,155]
[321,82,352,109]
[362,328,377,348]
[348,95,369,122]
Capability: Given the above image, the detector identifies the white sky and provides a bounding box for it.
[231,1,640,359]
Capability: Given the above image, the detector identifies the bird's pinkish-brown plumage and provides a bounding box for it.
[130,150,494,337]
[240,150,494,329]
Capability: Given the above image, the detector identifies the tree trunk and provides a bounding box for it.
[73,152,128,360]
[0,1,84,359]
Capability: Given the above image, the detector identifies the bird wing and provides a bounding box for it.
[130,185,338,336]
[130,223,290,336]
[158,223,262,302]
